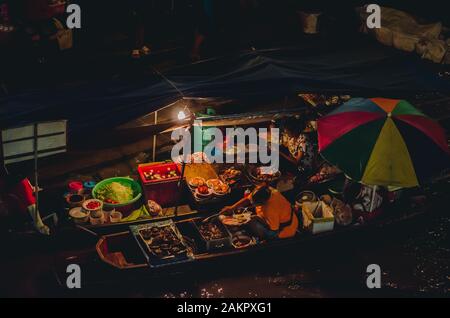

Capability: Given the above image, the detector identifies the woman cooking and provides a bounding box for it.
[220,183,298,240]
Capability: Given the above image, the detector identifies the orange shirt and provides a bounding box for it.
[253,189,298,239]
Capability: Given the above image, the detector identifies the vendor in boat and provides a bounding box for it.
[220,183,298,240]
[0,165,49,235]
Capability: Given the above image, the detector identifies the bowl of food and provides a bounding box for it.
[66,193,85,208]
[195,184,213,198]
[90,211,105,225]
[82,199,103,216]
[69,207,89,224]
[92,177,142,216]
[232,234,253,249]
[206,178,221,189]
[109,211,123,223]
[210,181,230,196]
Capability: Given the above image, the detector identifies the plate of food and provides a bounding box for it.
[219,167,242,185]
[189,177,206,188]
[247,165,281,183]
[206,179,230,196]
[211,182,230,196]
[232,234,254,249]
[206,178,221,188]
[220,210,252,226]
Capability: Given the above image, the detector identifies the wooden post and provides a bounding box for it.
[33,123,39,211]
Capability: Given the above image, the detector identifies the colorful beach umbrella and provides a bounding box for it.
[318,98,450,188]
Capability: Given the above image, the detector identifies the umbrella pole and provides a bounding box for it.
[369,185,377,212]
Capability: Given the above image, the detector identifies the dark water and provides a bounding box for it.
[1,210,449,298]
[52,212,449,298]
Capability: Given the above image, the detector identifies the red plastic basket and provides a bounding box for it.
[138,162,184,208]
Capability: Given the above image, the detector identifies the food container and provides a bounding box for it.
[66,193,85,208]
[69,207,89,224]
[138,162,182,208]
[90,212,105,226]
[68,181,84,194]
[301,201,335,234]
[231,233,255,249]
[83,181,96,193]
[82,199,103,216]
[194,219,232,251]
[295,191,317,208]
[92,177,142,216]
[109,211,123,223]
[185,164,231,206]
[130,220,193,268]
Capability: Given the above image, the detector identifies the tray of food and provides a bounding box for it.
[219,166,242,186]
[187,175,231,203]
[246,165,281,184]
[193,219,232,251]
[130,220,193,267]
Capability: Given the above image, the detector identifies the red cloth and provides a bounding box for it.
[1,178,36,215]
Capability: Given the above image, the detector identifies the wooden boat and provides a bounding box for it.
[52,191,442,288]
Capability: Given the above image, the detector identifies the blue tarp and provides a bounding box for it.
[1,36,448,136]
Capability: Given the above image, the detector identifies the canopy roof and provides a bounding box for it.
[1,36,447,137]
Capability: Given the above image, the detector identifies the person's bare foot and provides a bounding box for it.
[131,49,140,59]
[35,223,50,235]
[190,49,201,62]
[141,45,151,55]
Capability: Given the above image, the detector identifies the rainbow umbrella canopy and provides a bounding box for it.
[318,98,450,188]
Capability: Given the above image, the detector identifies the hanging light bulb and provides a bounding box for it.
[177,110,187,121]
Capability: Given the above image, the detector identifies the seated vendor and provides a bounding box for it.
[220,184,298,240]
[0,166,49,235]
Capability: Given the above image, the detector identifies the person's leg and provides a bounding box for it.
[247,217,277,240]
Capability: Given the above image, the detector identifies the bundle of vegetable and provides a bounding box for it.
[95,181,134,204]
